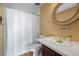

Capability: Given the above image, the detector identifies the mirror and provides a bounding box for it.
[53,3,79,25]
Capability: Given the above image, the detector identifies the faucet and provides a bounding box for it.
[56,35,72,43]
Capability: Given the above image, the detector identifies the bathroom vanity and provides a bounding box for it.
[37,36,79,56]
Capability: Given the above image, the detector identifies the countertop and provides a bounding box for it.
[37,36,79,56]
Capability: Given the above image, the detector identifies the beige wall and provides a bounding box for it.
[0,4,4,24]
[0,4,4,55]
[40,3,79,42]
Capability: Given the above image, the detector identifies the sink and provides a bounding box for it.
[44,36,74,47]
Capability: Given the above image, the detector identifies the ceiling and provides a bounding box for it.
[5,3,43,15]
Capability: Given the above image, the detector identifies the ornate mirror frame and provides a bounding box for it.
[52,3,79,26]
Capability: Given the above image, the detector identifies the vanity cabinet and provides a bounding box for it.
[42,45,62,56]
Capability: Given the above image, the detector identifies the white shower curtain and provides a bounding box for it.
[6,8,40,56]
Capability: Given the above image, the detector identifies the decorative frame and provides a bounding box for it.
[52,3,79,26]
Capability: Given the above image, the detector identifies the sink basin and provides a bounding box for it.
[44,36,73,47]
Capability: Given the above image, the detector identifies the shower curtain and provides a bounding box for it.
[6,8,40,56]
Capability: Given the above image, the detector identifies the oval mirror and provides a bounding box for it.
[53,3,79,25]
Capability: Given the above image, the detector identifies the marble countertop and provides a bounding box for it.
[37,36,79,56]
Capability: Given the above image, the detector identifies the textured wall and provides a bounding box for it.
[40,3,79,42]
[0,3,4,56]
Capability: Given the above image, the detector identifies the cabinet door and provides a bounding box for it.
[42,45,62,56]
[42,45,55,56]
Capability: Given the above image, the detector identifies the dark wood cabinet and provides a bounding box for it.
[42,45,62,56]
